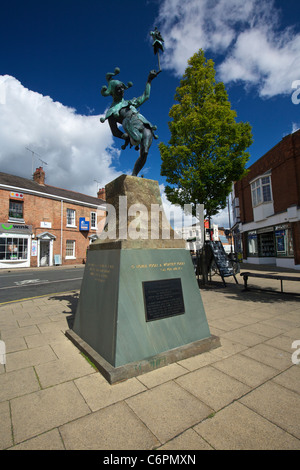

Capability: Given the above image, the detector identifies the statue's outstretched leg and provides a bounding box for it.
[132,127,153,177]
[132,153,147,176]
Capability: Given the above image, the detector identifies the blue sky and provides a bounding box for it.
[1,0,300,226]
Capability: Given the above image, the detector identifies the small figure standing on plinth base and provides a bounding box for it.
[100,67,160,177]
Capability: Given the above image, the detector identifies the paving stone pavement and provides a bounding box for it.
[0,264,299,450]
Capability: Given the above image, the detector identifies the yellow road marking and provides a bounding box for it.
[0,290,79,306]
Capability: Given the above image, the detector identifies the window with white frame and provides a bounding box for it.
[66,240,75,258]
[9,200,24,221]
[0,236,28,260]
[91,211,97,229]
[251,174,272,207]
[66,208,76,226]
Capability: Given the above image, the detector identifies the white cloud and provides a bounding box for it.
[211,207,231,229]
[0,75,121,196]
[156,0,300,97]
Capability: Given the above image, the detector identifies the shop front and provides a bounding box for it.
[0,223,32,269]
[245,224,294,266]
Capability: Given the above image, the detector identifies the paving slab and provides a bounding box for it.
[220,327,269,347]
[194,401,300,450]
[241,343,293,370]
[1,325,39,340]
[60,402,160,450]
[11,381,91,444]
[177,351,219,372]
[10,429,65,450]
[74,373,146,411]
[265,334,299,353]
[24,330,65,349]
[158,428,213,450]
[242,322,286,338]
[211,353,278,387]
[0,367,40,402]
[0,401,13,450]
[272,365,300,393]
[4,336,27,353]
[126,381,213,444]
[175,365,250,411]
[209,337,247,358]
[35,356,95,388]
[136,362,188,387]
[5,345,57,372]
[240,381,300,439]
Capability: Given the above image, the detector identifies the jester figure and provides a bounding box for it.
[100,67,160,177]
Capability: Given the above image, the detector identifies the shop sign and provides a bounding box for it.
[10,192,24,199]
[257,227,273,234]
[79,217,90,231]
[40,221,52,229]
[1,223,32,234]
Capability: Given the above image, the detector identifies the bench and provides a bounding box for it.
[240,271,300,296]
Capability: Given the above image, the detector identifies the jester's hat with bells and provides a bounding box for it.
[100,67,133,123]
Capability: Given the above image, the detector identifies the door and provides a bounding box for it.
[40,241,49,266]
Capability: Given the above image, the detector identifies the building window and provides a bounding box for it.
[9,200,24,221]
[251,175,272,207]
[0,237,28,260]
[275,225,294,257]
[247,231,258,256]
[66,209,76,227]
[66,240,75,258]
[91,211,97,229]
[258,231,275,257]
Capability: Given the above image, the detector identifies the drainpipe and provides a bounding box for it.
[61,200,63,265]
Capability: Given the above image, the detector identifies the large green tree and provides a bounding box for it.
[160,49,253,221]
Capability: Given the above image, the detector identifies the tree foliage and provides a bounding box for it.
[159,50,253,219]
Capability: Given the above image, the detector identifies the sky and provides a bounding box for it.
[1,0,300,228]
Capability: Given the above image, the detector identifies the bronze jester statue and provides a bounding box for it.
[100,67,160,177]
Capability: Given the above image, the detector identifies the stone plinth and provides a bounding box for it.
[66,175,220,384]
[91,174,185,250]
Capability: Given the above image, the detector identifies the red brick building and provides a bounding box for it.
[232,129,300,270]
[0,168,106,269]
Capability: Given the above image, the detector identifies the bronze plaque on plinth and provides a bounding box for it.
[143,278,185,322]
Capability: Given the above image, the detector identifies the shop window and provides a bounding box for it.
[258,231,275,257]
[66,209,76,227]
[9,200,24,221]
[91,211,97,229]
[0,237,28,260]
[275,225,294,257]
[66,240,75,258]
[247,231,258,256]
[251,174,272,207]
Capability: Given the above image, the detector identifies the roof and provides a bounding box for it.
[0,171,105,207]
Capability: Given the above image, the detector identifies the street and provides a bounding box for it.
[0,266,85,304]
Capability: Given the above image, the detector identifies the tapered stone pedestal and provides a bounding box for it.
[66,175,220,383]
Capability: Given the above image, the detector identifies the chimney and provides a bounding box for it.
[97,187,106,200]
[33,167,45,185]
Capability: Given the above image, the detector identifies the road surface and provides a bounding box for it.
[0,266,85,304]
